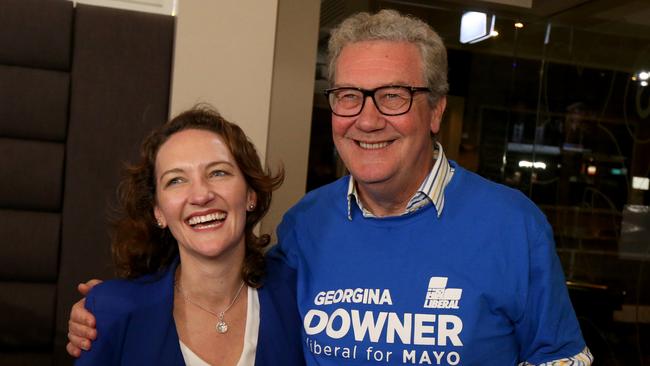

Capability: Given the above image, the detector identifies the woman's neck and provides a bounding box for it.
[175,246,246,308]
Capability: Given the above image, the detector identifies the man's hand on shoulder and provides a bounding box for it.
[66,279,102,357]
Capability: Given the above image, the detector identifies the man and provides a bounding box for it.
[67,9,592,365]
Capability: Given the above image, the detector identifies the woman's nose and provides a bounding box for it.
[188,178,215,205]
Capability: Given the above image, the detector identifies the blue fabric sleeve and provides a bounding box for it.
[272,213,300,270]
[75,286,127,365]
[515,222,586,364]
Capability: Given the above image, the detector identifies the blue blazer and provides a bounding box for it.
[76,253,305,365]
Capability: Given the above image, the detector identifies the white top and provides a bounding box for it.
[179,287,260,366]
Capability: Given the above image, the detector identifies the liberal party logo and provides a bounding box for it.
[423,277,462,309]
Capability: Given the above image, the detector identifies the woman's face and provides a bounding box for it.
[153,129,255,261]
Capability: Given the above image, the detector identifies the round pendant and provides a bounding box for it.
[216,321,228,334]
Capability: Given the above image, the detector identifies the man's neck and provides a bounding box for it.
[356,186,411,217]
[355,164,432,217]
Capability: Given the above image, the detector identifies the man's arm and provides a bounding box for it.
[66,280,102,357]
[515,223,591,365]
[269,213,300,269]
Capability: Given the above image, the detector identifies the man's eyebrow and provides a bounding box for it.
[331,82,411,88]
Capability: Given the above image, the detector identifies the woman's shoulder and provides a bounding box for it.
[77,264,182,365]
[85,267,174,315]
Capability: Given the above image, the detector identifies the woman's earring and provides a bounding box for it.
[247,203,255,211]
[156,220,165,228]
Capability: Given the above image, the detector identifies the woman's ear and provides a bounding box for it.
[246,190,258,212]
[153,206,166,228]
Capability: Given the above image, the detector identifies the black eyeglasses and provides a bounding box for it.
[324,85,431,117]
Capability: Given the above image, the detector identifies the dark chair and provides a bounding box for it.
[0,1,174,364]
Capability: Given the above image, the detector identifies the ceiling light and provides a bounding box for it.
[491,30,499,37]
[639,71,649,81]
[518,160,546,169]
[587,165,597,176]
[642,81,649,87]
[514,22,524,29]
[632,176,649,190]
[460,12,496,44]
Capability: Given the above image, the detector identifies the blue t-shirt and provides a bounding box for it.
[273,164,586,365]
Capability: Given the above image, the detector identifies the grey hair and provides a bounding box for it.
[327,9,449,101]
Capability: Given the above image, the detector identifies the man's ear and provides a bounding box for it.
[430,96,447,134]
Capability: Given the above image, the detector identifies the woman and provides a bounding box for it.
[75,105,304,365]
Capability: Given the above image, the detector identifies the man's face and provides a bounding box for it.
[332,40,446,193]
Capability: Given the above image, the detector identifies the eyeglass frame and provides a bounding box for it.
[324,85,432,117]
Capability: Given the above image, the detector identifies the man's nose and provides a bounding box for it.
[355,95,386,131]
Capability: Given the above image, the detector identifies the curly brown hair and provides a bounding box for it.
[111,104,283,287]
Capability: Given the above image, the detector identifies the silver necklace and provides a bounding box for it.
[175,280,246,334]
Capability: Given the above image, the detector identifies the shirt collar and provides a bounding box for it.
[346,141,454,220]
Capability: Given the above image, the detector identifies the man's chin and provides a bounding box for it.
[348,169,393,186]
